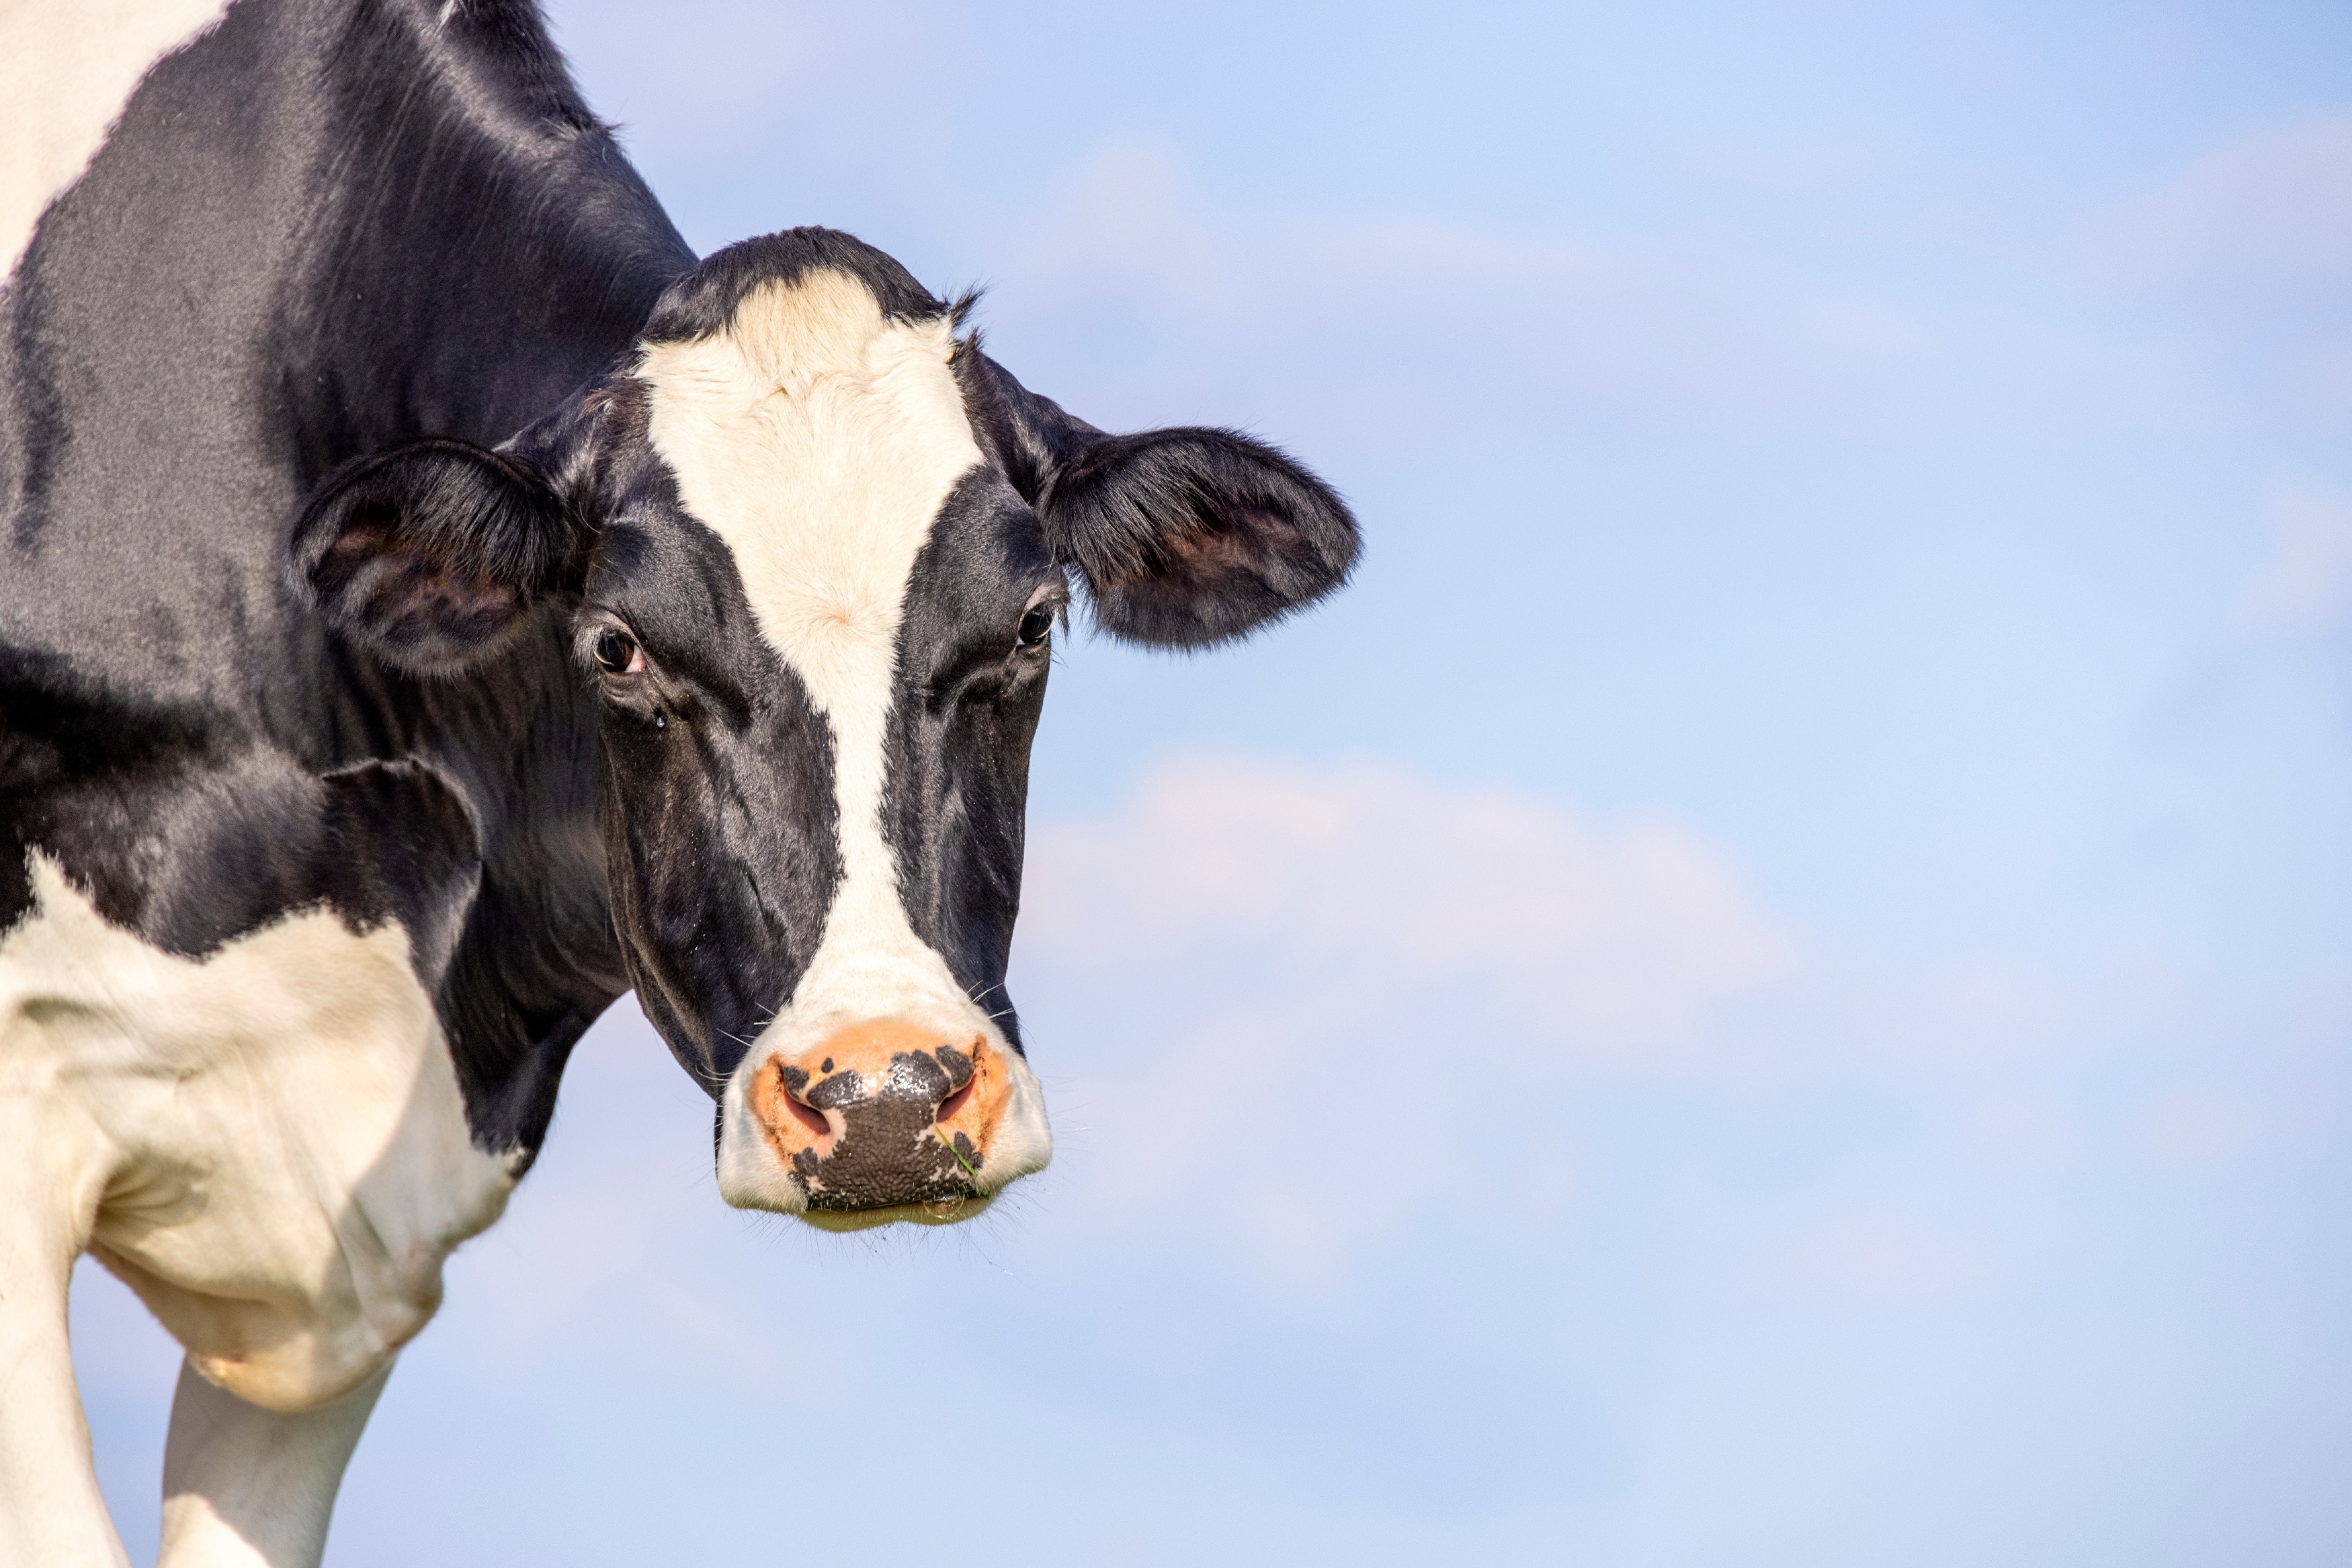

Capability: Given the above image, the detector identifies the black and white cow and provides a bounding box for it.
[0,3,1357,1563]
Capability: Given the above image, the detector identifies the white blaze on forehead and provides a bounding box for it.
[638,267,984,1027]
[0,0,233,284]
[640,269,980,710]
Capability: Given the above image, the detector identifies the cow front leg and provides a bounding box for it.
[0,1253,130,1568]
[157,1357,390,1568]
[0,1256,130,1567]
[0,1110,129,1567]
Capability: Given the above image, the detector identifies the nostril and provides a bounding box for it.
[935,1078,974,1125]
[773,1067,831,1139]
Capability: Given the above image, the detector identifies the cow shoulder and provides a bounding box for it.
[0,0,232,284]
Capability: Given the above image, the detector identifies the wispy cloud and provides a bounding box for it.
[2238,478,2352,631]
[979,140,2216,454]
[2084,116,2352,431]
[1011,754,2097,1286]
[1753,1217,1995,1310]
[558,3,2333,450]
[1016,754,1799,1284]
[2091,116,2352,299]
[1023,752,1793,1030]
[2141,1091,2259,1166]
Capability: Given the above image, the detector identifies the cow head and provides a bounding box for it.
[291,228,1357,1229]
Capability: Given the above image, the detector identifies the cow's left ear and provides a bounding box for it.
[970,357,1359,648]
[290,437,583,675]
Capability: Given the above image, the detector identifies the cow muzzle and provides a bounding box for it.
[742,1018,1023,1230]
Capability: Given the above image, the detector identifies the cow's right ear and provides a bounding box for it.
[291,438,582,676]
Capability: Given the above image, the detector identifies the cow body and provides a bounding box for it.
[0,3,1357,1563]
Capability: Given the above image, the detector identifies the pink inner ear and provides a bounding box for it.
[327,498,526,634]
[423,571,519,620]
[324,505,401,564]
[370,545,526,642]
[1168,523,1263,572]
[413,567,523,623]
[1119,506,1302,593]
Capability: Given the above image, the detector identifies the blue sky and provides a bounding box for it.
[76,2,2352,1562]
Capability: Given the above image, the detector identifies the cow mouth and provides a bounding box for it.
[797,1194,993,1233]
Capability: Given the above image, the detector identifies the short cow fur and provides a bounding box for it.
[0,3,1357,1563]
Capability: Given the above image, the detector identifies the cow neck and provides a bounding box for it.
[0,0,693,1157]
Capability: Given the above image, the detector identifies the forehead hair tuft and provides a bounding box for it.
[642,227,950,349]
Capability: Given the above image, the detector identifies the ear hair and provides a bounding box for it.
[966,355,1360,648]
[290,439,581,676]
[960,351,1102,509]
[1044,427,1358,646]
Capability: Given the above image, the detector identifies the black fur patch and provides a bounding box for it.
[584,491,845,1096]
[880,469,1059,1056]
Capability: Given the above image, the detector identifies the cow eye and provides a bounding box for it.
[593,629,642,674]
[1016,606,1054,650]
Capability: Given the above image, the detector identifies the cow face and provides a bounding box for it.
[291,229,1358,1229]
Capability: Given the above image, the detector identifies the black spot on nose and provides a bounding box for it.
[789,1047,982,1212]
[880,1048,952,1104]
[804,1068,865,1110]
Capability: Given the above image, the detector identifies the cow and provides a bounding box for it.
[0,2,1359,1563]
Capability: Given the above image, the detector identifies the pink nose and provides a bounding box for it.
[747,1019,1012,1215]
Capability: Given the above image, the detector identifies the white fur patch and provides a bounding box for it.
[0,856,514,1413]
[637,268,1052,1213]
[0,0,233,284]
